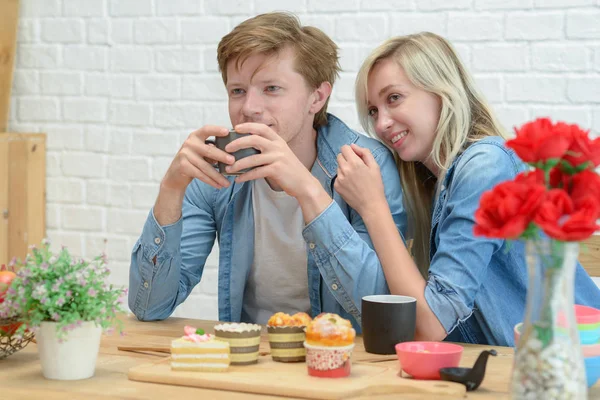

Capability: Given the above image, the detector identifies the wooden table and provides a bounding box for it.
[1,314,598,399]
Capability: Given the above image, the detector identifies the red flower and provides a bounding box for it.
[507,118,572,164]
[569,170,600,219]
[474,171,547,239]
[534,189,599,241]
[561,126,600,170]
[549,167,569,189]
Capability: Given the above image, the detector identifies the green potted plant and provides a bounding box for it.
[0,239,126,380]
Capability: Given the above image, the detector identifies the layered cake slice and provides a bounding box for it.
[170,326,230,372]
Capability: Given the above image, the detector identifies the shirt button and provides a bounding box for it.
[154,237,161,244]
[309,243,316,249]
[331,283,338,291]
[143,282,149,288]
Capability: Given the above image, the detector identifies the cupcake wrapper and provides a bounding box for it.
[214,334,261,348]
[268,332,305,343]
[229,345,259,354]
[267,326,307,363]
[271,347,306,363]
[308,363,351,378]
[204,348,258,365]
[231,358,259,366]
[269,341,304,349]
[304,342,354,376]
[229,350,259,365]
[215,331,261,365]
[273,355,306,363]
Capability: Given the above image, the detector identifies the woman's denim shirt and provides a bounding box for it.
[425,136,600,346]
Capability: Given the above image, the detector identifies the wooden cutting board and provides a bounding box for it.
[128,355,466,399]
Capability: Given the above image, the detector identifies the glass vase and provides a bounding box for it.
[511,239,587,399]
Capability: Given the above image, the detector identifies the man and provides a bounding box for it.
[128,12,406,331]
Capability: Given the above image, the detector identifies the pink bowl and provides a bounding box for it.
[575,305,600,325]
[395,341,463,380]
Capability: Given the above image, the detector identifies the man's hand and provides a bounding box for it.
[224,122,332,223]
[224,123,317,198]
[162,125,235,193]
[154,125,235,226]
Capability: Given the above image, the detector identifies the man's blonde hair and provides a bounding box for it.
[217,12,340,127]
[355,32,507,277]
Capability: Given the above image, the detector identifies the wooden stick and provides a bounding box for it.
[117,346,170,354]
[357,357,398,363]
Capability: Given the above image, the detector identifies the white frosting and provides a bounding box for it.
[213,322,261,333]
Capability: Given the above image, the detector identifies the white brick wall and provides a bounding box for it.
[8,0,600,320]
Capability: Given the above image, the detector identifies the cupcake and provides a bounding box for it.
[213,322,262,365]
[267,312,312,363]
[304,313,356,378]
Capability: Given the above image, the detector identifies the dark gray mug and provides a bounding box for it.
[361,295,417,355]
[214,130,260,176]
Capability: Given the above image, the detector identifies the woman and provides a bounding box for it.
[335,32,600,346]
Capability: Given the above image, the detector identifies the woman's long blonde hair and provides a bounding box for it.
[355,32,507,277]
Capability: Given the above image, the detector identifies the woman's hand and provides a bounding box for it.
[334,144,388,217]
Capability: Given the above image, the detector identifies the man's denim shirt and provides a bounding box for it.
[427,136,600,346]
[128,114,407,332]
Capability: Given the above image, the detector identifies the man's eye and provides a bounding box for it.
[265,86,281,92]
[231,88,245,95]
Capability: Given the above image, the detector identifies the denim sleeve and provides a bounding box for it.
[128,180,217,321]
[303,147,407,324]
[424,145,521,334]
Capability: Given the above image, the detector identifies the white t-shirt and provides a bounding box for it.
[241,178,311,325]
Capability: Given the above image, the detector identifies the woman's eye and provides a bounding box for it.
[368,108,377,117]
[388,93,403,103]
[231,88,245,95]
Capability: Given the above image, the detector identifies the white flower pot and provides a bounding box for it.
[37,321,102,380]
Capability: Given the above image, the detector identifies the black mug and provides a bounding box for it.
[214,130,260,176]
[361,295,417,355]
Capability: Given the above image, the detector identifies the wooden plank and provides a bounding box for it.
[580,235,600,277]
[0,138,8,265]
[25,134,46,250]
[0,133,45,265]
[0,0,20,132]
[8,137,27,262]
